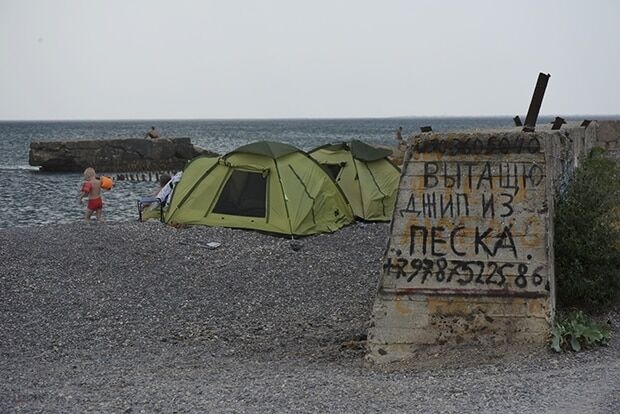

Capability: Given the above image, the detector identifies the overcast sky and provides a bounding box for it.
[1,0,619,120]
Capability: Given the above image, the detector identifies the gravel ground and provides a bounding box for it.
[0,221,618,413]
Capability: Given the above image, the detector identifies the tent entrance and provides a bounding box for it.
[212,170,267,217]
[322,163,343,180]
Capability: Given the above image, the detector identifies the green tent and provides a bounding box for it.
[164,141,354,236]
[309,139,401,221]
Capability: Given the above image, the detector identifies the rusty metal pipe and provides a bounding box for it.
[523,72,551,132]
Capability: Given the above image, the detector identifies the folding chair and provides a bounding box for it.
[137,196,165,223]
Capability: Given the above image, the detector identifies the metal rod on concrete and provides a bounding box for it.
[513,116,523,127]
[523,72,551,132]
[551,116,566,130]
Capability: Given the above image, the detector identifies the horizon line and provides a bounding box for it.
[1,113,619,123]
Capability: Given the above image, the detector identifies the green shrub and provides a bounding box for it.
[554,149,620,310]
[551,310,610,352]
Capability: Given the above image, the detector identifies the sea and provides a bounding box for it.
[0,116,605,228]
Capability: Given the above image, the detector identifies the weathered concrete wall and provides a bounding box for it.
[368,127,593,363]
[29,138,217,172]
[545,124,593,197]
[588,120,620,162]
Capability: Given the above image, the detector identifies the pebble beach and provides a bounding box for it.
[1,221,618,413]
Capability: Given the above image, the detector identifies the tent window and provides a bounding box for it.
[322,163,342,180]
[212,170,267,217]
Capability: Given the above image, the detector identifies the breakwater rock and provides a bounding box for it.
[29,137,218,172]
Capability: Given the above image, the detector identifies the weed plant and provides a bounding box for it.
[551,310,610,352]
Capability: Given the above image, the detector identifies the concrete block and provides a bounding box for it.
[368,128,592,363]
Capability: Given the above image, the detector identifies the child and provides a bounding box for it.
[78,167,104,223]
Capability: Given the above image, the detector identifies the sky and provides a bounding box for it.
[1,0,619,120]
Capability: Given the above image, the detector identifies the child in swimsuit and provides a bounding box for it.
[78,167,104,223]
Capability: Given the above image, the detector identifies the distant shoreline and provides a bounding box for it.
[2,114,620,123]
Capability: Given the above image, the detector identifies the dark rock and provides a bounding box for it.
[29,137,219,172]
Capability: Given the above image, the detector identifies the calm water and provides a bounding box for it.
[0,116,594,228]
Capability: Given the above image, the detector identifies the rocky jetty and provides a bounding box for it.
[29,137,218,172]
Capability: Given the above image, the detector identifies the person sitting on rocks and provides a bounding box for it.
[145,126,160,139]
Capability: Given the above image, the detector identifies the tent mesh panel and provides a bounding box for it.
[212,170,267,217]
